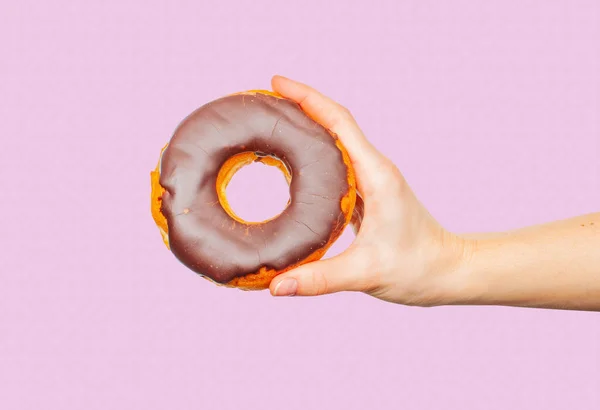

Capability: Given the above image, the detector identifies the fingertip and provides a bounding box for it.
[271,74,289,83]
[271,74,293,91]
[270,275,298,297]
[269,274,282,295]
[270,74,283,88]
[271,75,311,103]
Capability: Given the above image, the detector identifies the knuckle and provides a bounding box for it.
[339,105,353,118]
[369,160,403,193]
[340,107,357,125]
[384,163,406,191]
[382,160,402,181]
[329,105,354,129]
[309,270,329,296]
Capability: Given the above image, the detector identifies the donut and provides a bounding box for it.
[150,90,356,290]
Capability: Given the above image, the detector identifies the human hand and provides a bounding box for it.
[269,76,471,306]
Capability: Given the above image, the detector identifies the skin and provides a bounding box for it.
[268,75,600,312]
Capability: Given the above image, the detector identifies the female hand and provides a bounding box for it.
[269,76,600,312]
[268,75,470,306]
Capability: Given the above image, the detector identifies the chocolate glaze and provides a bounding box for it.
[159,93,350,283]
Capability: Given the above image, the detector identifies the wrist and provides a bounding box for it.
[417,229,480,307]
[430,232,483,306]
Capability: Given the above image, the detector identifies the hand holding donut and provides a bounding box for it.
[269,76,600,313]
[151,76,600,311]
[267,76,469,305]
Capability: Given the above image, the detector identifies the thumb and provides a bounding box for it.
[269,252,368,297]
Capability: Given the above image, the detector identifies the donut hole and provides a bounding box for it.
[220,154,291,223]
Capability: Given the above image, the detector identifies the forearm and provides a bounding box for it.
[452,213,600,311]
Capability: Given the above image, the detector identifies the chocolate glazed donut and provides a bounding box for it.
[150,90,356,290]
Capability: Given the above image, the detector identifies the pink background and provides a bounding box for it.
[1,0,599,409]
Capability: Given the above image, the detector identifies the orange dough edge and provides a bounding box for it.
[150,90,357,290]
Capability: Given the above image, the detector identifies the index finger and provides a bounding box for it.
[271,75,381,173]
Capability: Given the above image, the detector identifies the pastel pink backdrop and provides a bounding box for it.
[1,1,598,409]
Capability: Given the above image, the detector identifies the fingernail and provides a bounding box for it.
[273,278,297,296]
